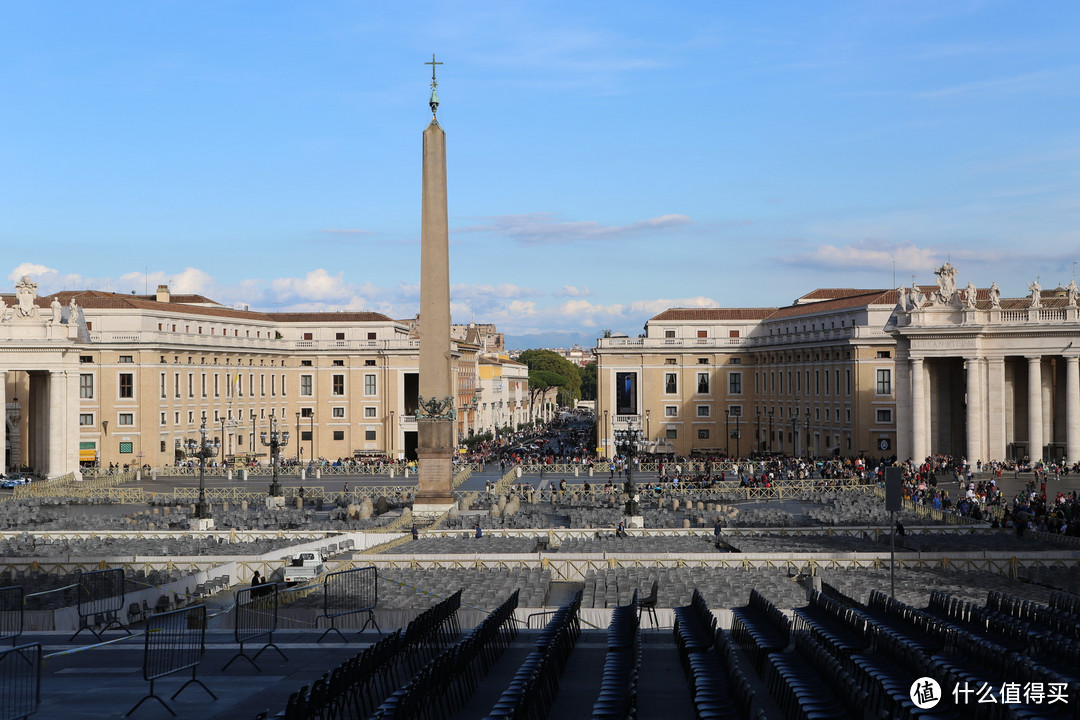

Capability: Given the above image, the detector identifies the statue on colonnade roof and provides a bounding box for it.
[14,275,39,318]
[933,262,957,305]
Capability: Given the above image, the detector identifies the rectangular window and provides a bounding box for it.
[281,374,287,396]
[365,430,376,441]
[271,374,276,396]
[118,355,133,363]
[696,373,710,394]
[79,413,94,426]
[367,332,376,340]
[300,375,313,396]
[302,333,313,341]
[728,372,742,394]
[664,406,678,417]
[160,412,167,425]
[119,442,133,454]
[615,372,637,415]
[698,429,710,440]
[332,407,345,418]
[333,430,345,441]
[160,373,166,399]
[118,373,134,399]
[118,413,134,426]
[214,374,220,397]
[364,406,377,418]
[824,370,829,395]
[846,369,851,395]
[300,360,313,367]
[876,408,893,424]
[188,373,194,398]
[335,332,345,340]
[79,355,93,363]
[665,428,677,439]
[697,330,707,338]
[332,374,345,396]
[300,407,313,418]
[665,373,677,394]
[301,431,312,441]
[364,359,376,366]
[876,369,892,395]
[364,374,377,395]
[696,405,710,417]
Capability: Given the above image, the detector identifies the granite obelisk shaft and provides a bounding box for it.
[414,118,455,512]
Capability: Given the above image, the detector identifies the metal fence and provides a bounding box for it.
[70,568,130,642]
[222,584,286,671]
[127,605,216,718]
[0,588,22,647]
[316,566,379,643]
[0,643,40,720]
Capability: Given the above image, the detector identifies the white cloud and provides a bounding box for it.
[777,240,942,272]
[8,263,59,284]
[558,285,591,297]
[271,269,352,302]
[455,212,692,245]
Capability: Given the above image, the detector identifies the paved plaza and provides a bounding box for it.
[0,464,1078,719]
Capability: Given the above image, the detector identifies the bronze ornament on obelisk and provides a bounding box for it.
[413,54,456,514]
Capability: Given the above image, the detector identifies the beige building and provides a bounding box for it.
[595,289,901,459]
[0,282,516,476]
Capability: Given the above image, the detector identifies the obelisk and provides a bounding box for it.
[414,54,456,515]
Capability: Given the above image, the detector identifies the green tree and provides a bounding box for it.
[517,349,582,406]
[528,369,566,421]
[579,361,597,401]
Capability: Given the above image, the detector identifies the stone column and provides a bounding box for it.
[1028,356,1043,462]
[987,357,1006,461]
[895,354,911,461]
[965,357,984,464]
[911,358,927,462]
[67,370,81,480]
[0,370,6,474]
[1067,356,1080,464]
[48,371,64,478]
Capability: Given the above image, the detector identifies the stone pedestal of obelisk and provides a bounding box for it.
[413,80,456,517]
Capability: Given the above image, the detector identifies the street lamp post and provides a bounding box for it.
[804,417,812,458]
[613,419,643,518]
[725,409,730,457]
[735,412,741,459]
[260,416,291,497]
[768,409,774,454]
[309,414,315,462]
[183,416,220,520]
[791,407,800,456]
[295,412,301,463]
[755,408,762,455]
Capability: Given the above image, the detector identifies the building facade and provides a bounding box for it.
[595,290,901,460]
[0,282,517,476]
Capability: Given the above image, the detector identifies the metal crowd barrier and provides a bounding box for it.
[0,643,40,720]
[0,588,23,647]
[70,568,131,642]
[222,584,287,671]
[316,566,380,643]
[126,605,216,718]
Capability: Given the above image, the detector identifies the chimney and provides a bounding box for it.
[156,284,171,303]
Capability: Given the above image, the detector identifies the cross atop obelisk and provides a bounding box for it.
[413,55,456,515]
[425,54,442,118]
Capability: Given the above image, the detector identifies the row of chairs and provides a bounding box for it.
[264,590,464,720]
[673,589,756,720]
[763,631,868,720]
[591,593,640,720]
[484,590,583,720]
[372,590,520,720]
[985,589,1080,642]
[729,588,791,675]
[1050,589,1080,616]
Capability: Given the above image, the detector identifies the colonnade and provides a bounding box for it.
[897,353,1080,465]
[1,368,80,478]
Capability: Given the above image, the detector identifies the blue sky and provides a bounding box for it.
[1,2,1077,339]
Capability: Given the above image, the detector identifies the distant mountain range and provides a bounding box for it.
[505,331,602,351]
